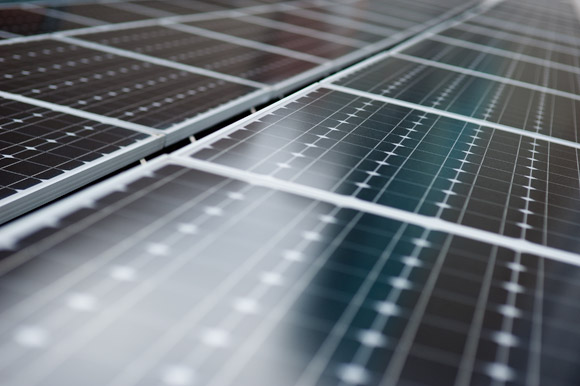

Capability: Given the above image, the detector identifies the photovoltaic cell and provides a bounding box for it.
[300,5,415,30]
[477,9,580,37]
[251,11,387,43]
[78,25,318,85]
[0,160,578,386]
[0,9,87,36]
[439,24,580,65]
[0,96,155,222]
[204,0,265,7]
[187,87,580,252]
[126,0,224,14]
[331,57,580,144]
[0,0,473,224]
[48,4,149,24]
[471,16,580,47]
[184,17,357,59]
[400,39,580,95]
[0,40,258,130]
[347,1,449,23]
[494,0,579,21]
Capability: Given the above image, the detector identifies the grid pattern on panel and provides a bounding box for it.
[0,40,257,130]
[248,11,386,43]
[3,1,580,386]
[459,17,580,50]
[190,88,580,251]
[184,18,356,59]
[78,26,317,84]
[0,163,577,386]
[0,9,88,35]
[300,5,414,30]
[332,57,580,143]
[208,0,265,7]
[0,0,476,224]
[126,0,224,15]
[400,38,580,95]
[0,97,148,200]
[494,0,579,20]
[48,4,148,24]
[350,0,468,23]
[477,2,580,37]
[438,23,580,66]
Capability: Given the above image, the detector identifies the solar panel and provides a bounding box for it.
[48,4,149,24]
[0,8,90,35]
[0,0,474,222]
[123,0,224,15]
[0,157,578,386]
[182,86,580,251]
[183,17,359,59]
[77,25,319,85]
[400,39,580,95]
[0,39,262,130]
[0,96,160,224]
[247,10,389,43]
[297,5,416,30]
[329,56,580,145]
[3,0,580,385]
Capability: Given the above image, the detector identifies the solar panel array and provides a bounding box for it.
[2,0,580,385]
[0,0,471,223]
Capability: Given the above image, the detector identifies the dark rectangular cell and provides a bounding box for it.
[0,9,87,35]
[0,40,257,130]
[49,4,148,24]
[301,4,413,30]
[127,0,224,15]
[197,0,264,7]
[186,17,356,59]
[439,25,580,68]
[494,0,579,25]
[477,7,580,38]
[354,0,446,23]
[401,39,580,95]
[0,160,577,386]
[333,57,580,144]
[253,11,386,43]
[189,87,580,253]
[460,20,580,56]
[0,96,149,208]
[79,26,317,84]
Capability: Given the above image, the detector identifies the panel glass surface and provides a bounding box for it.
[79,26,318,84]
[49,4,148,24]
[401,39,580,95]
[0,8,87,36]
[460,18,580,50]
[200,0,265,7]
[440,24,580,65]
[190,88,580,252]
[343,0,446,23]
[251,11,385,43]
[185,18,356,59]
[0,162,577,386]
[0,97,149,200]
[126,0,224,15]
[332,57,580,144]
[476,7,580,37]
[301,4,414,30]
[0,40,258,130]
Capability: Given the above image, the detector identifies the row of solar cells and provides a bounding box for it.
[2,0,580,386]
[0,0,471,224]
[169,0,580,254]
